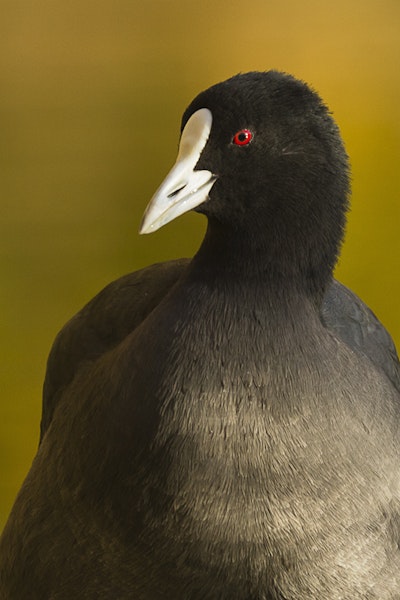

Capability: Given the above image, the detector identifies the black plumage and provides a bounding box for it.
[1,71,399,599]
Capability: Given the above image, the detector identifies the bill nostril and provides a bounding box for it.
[167,184,187,198]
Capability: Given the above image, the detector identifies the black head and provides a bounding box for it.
[141,71,350,291]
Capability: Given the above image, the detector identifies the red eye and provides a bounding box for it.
[232,129,253,146]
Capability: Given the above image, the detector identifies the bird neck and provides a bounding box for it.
[186,218,333,307]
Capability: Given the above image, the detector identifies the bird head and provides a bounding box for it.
[140,71,350,287]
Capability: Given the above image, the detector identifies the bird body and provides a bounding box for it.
[1,71,399,599]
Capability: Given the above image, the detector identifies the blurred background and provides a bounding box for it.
[1,0,399,530]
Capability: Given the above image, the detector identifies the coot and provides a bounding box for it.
[1,71,399,599]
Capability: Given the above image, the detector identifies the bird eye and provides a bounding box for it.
[232,129,253,146]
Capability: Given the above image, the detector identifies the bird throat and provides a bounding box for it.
[186,217,333,309]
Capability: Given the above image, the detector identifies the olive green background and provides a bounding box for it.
[1,0,399,530]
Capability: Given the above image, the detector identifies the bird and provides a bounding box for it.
[0,70,399,599]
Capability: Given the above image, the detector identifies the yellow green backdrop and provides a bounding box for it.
[1,0,399,530]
